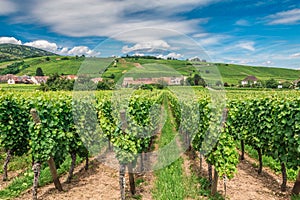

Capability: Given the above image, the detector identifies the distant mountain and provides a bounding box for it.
[0,43,57,62]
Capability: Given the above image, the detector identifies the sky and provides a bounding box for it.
[0,0,300,69]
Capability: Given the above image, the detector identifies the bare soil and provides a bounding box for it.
[10,149,295,200]
[188,151,294,200]
[133,63,144,69]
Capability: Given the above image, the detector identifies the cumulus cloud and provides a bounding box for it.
[0,0,17,15]
[266,9,300,25]
[236,41,255,51]
[157,52,183,59]
[24,40,58,52]
[68,46,100,56]
[12,38,101,56]
[0,37,22,45]
[122,40,171,53]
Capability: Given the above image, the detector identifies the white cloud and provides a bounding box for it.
[0,37,22,45]
[60,47,69,54]
[24,40,58,52]
[266,9,300,25]
[23,39,100,56]
[67,46,100,56]
[157,52,183,59]
[122,40,171,53]
[235,19,250,26]
[15,0,217,41]
[236,41,255,51]
[290,52,300,58]
[0,0,17,15]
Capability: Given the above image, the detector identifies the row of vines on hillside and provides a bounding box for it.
[227,97,300,194]
[1,90,300,199]
[97,90,163,199]
[0,90,164,200]
[166,90,239,195]
[167,90,300,196]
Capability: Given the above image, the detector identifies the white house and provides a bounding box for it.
[7,78,15,84]
[241,76,258,86]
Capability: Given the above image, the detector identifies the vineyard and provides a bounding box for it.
[0,89,300,199]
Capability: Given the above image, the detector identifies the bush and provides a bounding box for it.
[265,78,278,89]
[39,73,74,91]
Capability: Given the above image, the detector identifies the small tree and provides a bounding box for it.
[265,78,278,89]
[282,81,292,89]
[97,81,112,90]
[35,67,44,76]
[215,80,223,87]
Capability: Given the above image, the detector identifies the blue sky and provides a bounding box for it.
[0,0,300,69]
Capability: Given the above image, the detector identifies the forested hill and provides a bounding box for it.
[0,43,57,62]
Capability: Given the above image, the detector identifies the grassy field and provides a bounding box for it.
[0,84,39,91]
[17,56,84,75]
[216,63,300,84]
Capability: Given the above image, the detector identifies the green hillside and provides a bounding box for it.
[0,54,299,84]
[103,58,300,84]
[215,63,300,84]
[0,43,56,62]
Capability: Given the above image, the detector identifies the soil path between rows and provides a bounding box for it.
[13,150,295,200]
[187,151,294,200]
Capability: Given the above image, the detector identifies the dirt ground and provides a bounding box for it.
[12,150,295,199]
[187,151,294,200]
[10,151,293,200]
[133,63,144,69]
[12,147,295,200]
[15,150,154,200]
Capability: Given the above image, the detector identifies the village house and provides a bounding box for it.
[241,75,258,86]
[62,75,78,80]
[122,76,185,87]
[91,77,103,84]
[0,74,79,85]
[31,76,49,84]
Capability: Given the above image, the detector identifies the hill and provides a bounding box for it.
[102,58,300,85]
[215,63,300,84]
[0,55,299,84]
[0,43,56,62]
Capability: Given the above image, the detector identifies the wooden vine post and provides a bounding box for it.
[32,162,41,200]
[127,162,136,195]
[240,140,245,160]
[30,109,63,200]
[211,168,219,196]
